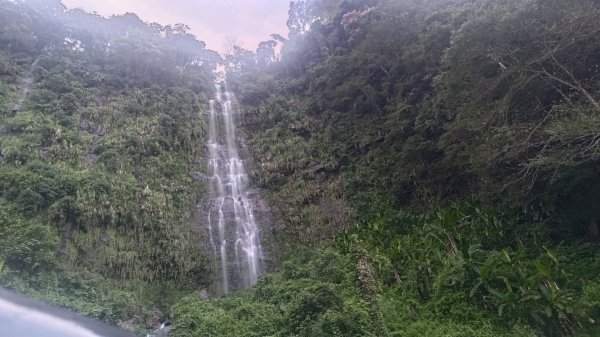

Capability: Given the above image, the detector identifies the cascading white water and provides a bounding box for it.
[206,83,263,295]
[11,57,39,114]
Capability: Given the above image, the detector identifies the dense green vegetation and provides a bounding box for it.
[0,0,219,333]
[172,206,599,337]
[172,0,600,336]
[1,0,599,336]
[173,249,374,337]
[233,0,600,245]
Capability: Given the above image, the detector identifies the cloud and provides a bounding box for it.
[61,0,290,53]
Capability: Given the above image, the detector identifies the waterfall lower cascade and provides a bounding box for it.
[206,83,263,295]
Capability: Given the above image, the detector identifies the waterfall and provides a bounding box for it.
[206,83,263,295]
[11,57,39,115]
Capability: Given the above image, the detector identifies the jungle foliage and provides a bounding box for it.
[1,0,599,336]
[232,0,600,247]
[170,0,600,336]
[172,207,599,336]
[0,0,217,332]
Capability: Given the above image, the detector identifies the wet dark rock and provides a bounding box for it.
[311,162,339,174]
[78,118,92,131]
[148,320,172,337]
[252,195,271,213]
[118,318,138,332]
[85,153,99,165]
[190,171,209,181]
[221,197,235,214]
[195,289,210,300]
[262,162,279,172]
[145,308,166,330]
[246,188,258,198]
[150,325,171,337]
[312,163,327,173]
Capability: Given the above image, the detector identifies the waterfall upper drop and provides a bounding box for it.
[206,83,263,295]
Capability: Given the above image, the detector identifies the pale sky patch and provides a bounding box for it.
[60,0,290,53]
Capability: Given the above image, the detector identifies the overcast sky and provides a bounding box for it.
[61,0,290,53]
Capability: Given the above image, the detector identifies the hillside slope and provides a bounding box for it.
[0,0,219,332]
[0,0,599,336]
[233,0,600,247]
[172,0,600,336]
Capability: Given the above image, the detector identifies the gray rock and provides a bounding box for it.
[148,321,172,337]
[190,171,209,181]
[85,153,99,165]
[195,289,210,300]
[78,118,91,131]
